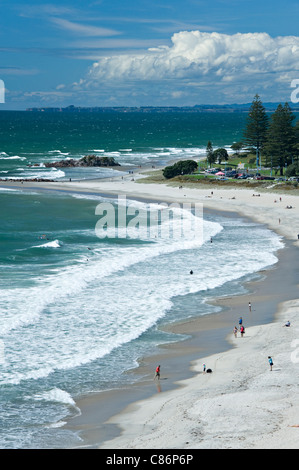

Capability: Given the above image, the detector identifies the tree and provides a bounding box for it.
[163,160,198,179]
[231,142,243,155]
[213,148,229,165]
[206,141,216,167]
[242,95,269,168]
[286,162,299,177]
[264,103,297,175]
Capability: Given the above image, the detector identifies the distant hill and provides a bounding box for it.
[25,103,299,113]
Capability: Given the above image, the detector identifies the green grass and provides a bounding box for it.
[136,155,299,194]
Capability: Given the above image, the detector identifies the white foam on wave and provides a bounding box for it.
[0,155,26,160]
[48,150,70,155]
[1,169,66,180]
[32,239,62,249]
[0,200,284,387]
[0,187,19,191]
[31,388,77,408]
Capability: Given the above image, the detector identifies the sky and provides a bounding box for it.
[1,0,299,109]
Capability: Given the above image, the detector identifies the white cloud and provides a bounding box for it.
[87,31,299,83]
[50,18,120,37]
[57,30,299,105]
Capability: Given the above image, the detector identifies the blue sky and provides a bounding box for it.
[1,0,299,109]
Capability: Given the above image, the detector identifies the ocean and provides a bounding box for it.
[0,111,284,448]
[0,110,250,181]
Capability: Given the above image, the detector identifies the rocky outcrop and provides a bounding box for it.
[44,155,120,168]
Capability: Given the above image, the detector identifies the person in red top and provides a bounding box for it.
[154,365,160,380]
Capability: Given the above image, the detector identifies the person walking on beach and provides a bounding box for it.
[203,363,206,373]
[233,326,238,338]
[154,365,161,380]
[248,302,252,312]
[239,317,243,327]
[268,356,273,371]
[240,325,245,337]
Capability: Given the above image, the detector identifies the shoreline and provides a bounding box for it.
[66,238,299,449]
[1,172,298,449]
[1,166,298,244]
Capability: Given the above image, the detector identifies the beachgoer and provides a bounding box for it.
[190,270,193,275]
[240,325,245,337]
[239,317,243,326]
[233,326,238,338]
[248,302,252,312]
[203,363,206,373]
[268,356,273,371]
[154,365,160,380]
[284,321,291,327]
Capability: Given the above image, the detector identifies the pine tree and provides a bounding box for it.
[264,103,297,175]
[243,95,269,169]
[206,141,215,167]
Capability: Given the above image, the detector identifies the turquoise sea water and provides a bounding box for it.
[0,111,248,181]
[0,111,284,448]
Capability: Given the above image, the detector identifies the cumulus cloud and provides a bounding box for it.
[87,31,299,83]
[65,30,299,105]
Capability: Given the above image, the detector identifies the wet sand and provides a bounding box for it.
[1,174,298,449]
[63,238,299,448]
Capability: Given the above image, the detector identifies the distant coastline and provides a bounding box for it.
[25,103,299,113]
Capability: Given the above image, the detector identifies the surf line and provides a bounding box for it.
[95,195,204,241]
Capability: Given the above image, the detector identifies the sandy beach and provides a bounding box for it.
[3,167,298,243]
[101,297,299,449]
[1,170,298,449]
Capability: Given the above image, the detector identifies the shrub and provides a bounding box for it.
[163,160,198,179]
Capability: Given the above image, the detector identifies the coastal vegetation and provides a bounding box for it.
[162,160,198,179]
[161,95,299,189]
